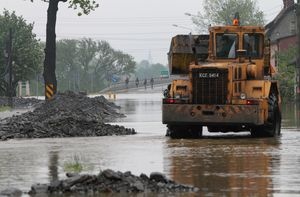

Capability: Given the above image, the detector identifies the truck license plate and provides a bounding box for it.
[198,73,219,78]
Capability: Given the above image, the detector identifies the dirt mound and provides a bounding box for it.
[0,91,135,140]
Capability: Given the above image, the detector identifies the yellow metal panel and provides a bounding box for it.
[244,80,271,99]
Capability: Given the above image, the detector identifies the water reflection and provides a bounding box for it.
[120,99,137,115]
[114,93,162,123]
[164,137,281,196]
[49,151,59,182]
[297,102,300,128]
[282,103,300,129]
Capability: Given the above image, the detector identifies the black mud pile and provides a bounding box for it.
[0,96,42,108]
[28,169,198,195]
[0,92,135,140]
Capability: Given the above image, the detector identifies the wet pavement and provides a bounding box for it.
[0,89,300,196]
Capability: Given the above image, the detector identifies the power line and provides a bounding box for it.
[34,31,183,37]
[57,32,182,35]
[25,15,193,21]
[36,35,171,41]
[32,21,191,27]
[125,48,168,51]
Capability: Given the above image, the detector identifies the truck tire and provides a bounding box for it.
[167,125,203,139]
[251,93,281,137]
[169,126,183,138]
[189,126,203,138]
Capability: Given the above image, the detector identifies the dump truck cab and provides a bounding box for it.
[162,16,281,138]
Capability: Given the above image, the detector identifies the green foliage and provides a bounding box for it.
[0,10,43,96]
[275,46,297,102]
[0,105,11,112]
[63,154,94,174]
[56,38,136,93]
[63,155,84,173]
[191,0,265,32]
[29,0,99,16]
[68,0,99,16]
[135,60,168,79]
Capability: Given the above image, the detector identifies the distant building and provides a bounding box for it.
[265,0,300,98]
[265,0,296,67]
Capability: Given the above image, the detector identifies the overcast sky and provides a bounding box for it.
[1,0,284,64]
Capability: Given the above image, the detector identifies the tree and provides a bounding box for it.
[191,0,265,32]
[77,38,97,89]
[94,40,115,83]
[135,60,168,79]
[29,0,99,99]
[0,10,43,96]
[55,38,137,93]
[92,40,136,87]
[56,39,79,91]
[275,46,297,102]
[113,51,136,77]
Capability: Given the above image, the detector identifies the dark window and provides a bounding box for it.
[216,33,238,59]
[243,33,263,58]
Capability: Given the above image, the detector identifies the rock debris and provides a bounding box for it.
[0,91,136,141]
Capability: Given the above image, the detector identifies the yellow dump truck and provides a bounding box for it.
[162,16,281,138]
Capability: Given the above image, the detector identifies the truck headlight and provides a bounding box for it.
[240,93,246,100]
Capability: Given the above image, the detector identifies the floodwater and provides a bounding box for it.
[0,89,300,196]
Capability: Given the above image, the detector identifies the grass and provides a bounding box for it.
[63,154,94,174]
[63,155,84,173]
[0,105,11,112]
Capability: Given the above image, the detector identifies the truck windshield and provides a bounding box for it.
[243,33,263,58]
[216,33,238,59]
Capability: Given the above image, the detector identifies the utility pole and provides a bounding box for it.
[6,28,13,108]
[36,73,39,99]
[297,0,300,102]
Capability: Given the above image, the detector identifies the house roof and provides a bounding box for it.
[265,4,296,37]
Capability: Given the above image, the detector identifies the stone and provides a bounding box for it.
[132,180,144,191]
[139,173,149,180]
[29,183,49,194]
[123,171,132,177]
[101,169,122,180]
[66,172,79,178]
[0,188,22,197]
[63,175,91,188]
[27,169,198,195]
[49,180,62,191]
[149,172,168,183]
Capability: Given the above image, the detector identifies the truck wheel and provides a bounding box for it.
[167,125,202,138]
[188,126,203,138]
[168,126,183,138]
[251,93,281,137]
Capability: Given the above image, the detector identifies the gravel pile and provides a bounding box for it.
[28,169,198,195]
[0,91,135,141]
[0,96,42,108]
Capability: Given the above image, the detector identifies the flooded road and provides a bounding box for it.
[0,91,300,196]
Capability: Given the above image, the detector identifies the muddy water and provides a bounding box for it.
[0,92,300,196]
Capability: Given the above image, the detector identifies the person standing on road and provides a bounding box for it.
[125,77,129,89]
[143,78,147,89]
[135,77,139,88]
[150,77,154,89]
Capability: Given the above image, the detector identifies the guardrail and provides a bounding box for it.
[99,77,172,93]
